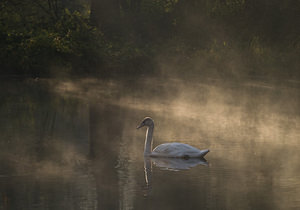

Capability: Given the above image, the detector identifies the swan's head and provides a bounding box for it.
[137,117,154,129]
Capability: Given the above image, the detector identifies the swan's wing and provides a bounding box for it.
[152,142,207,157]
[153,143,199,153]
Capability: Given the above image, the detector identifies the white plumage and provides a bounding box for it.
[152,143,209,158]
[137,117,209,158]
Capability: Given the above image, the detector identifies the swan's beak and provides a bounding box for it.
[136,124,143,129]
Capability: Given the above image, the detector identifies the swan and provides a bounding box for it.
[137,117,209,158]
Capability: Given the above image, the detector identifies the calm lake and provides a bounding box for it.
[0,77,299,210]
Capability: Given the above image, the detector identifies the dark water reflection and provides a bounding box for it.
[0,78,299,210]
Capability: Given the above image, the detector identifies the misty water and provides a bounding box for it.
[0,77,299,210]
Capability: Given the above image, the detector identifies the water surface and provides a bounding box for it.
[0,78,299,210]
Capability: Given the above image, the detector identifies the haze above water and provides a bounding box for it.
[0,77,299,210]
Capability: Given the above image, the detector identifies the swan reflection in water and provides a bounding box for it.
[143,157,208,195]
[148,157,208,171]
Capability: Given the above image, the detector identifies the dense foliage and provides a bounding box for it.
[0,0,299,78]
[0,0,108,76]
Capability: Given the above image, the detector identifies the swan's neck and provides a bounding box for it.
[144,125,154,156]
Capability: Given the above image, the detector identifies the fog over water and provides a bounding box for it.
[0,77,299,209]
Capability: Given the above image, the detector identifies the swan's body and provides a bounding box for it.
[149,156,208,170]
[151,142,209,158]
[137,117,209,158]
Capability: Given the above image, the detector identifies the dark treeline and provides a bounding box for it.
[0,0,299,78]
